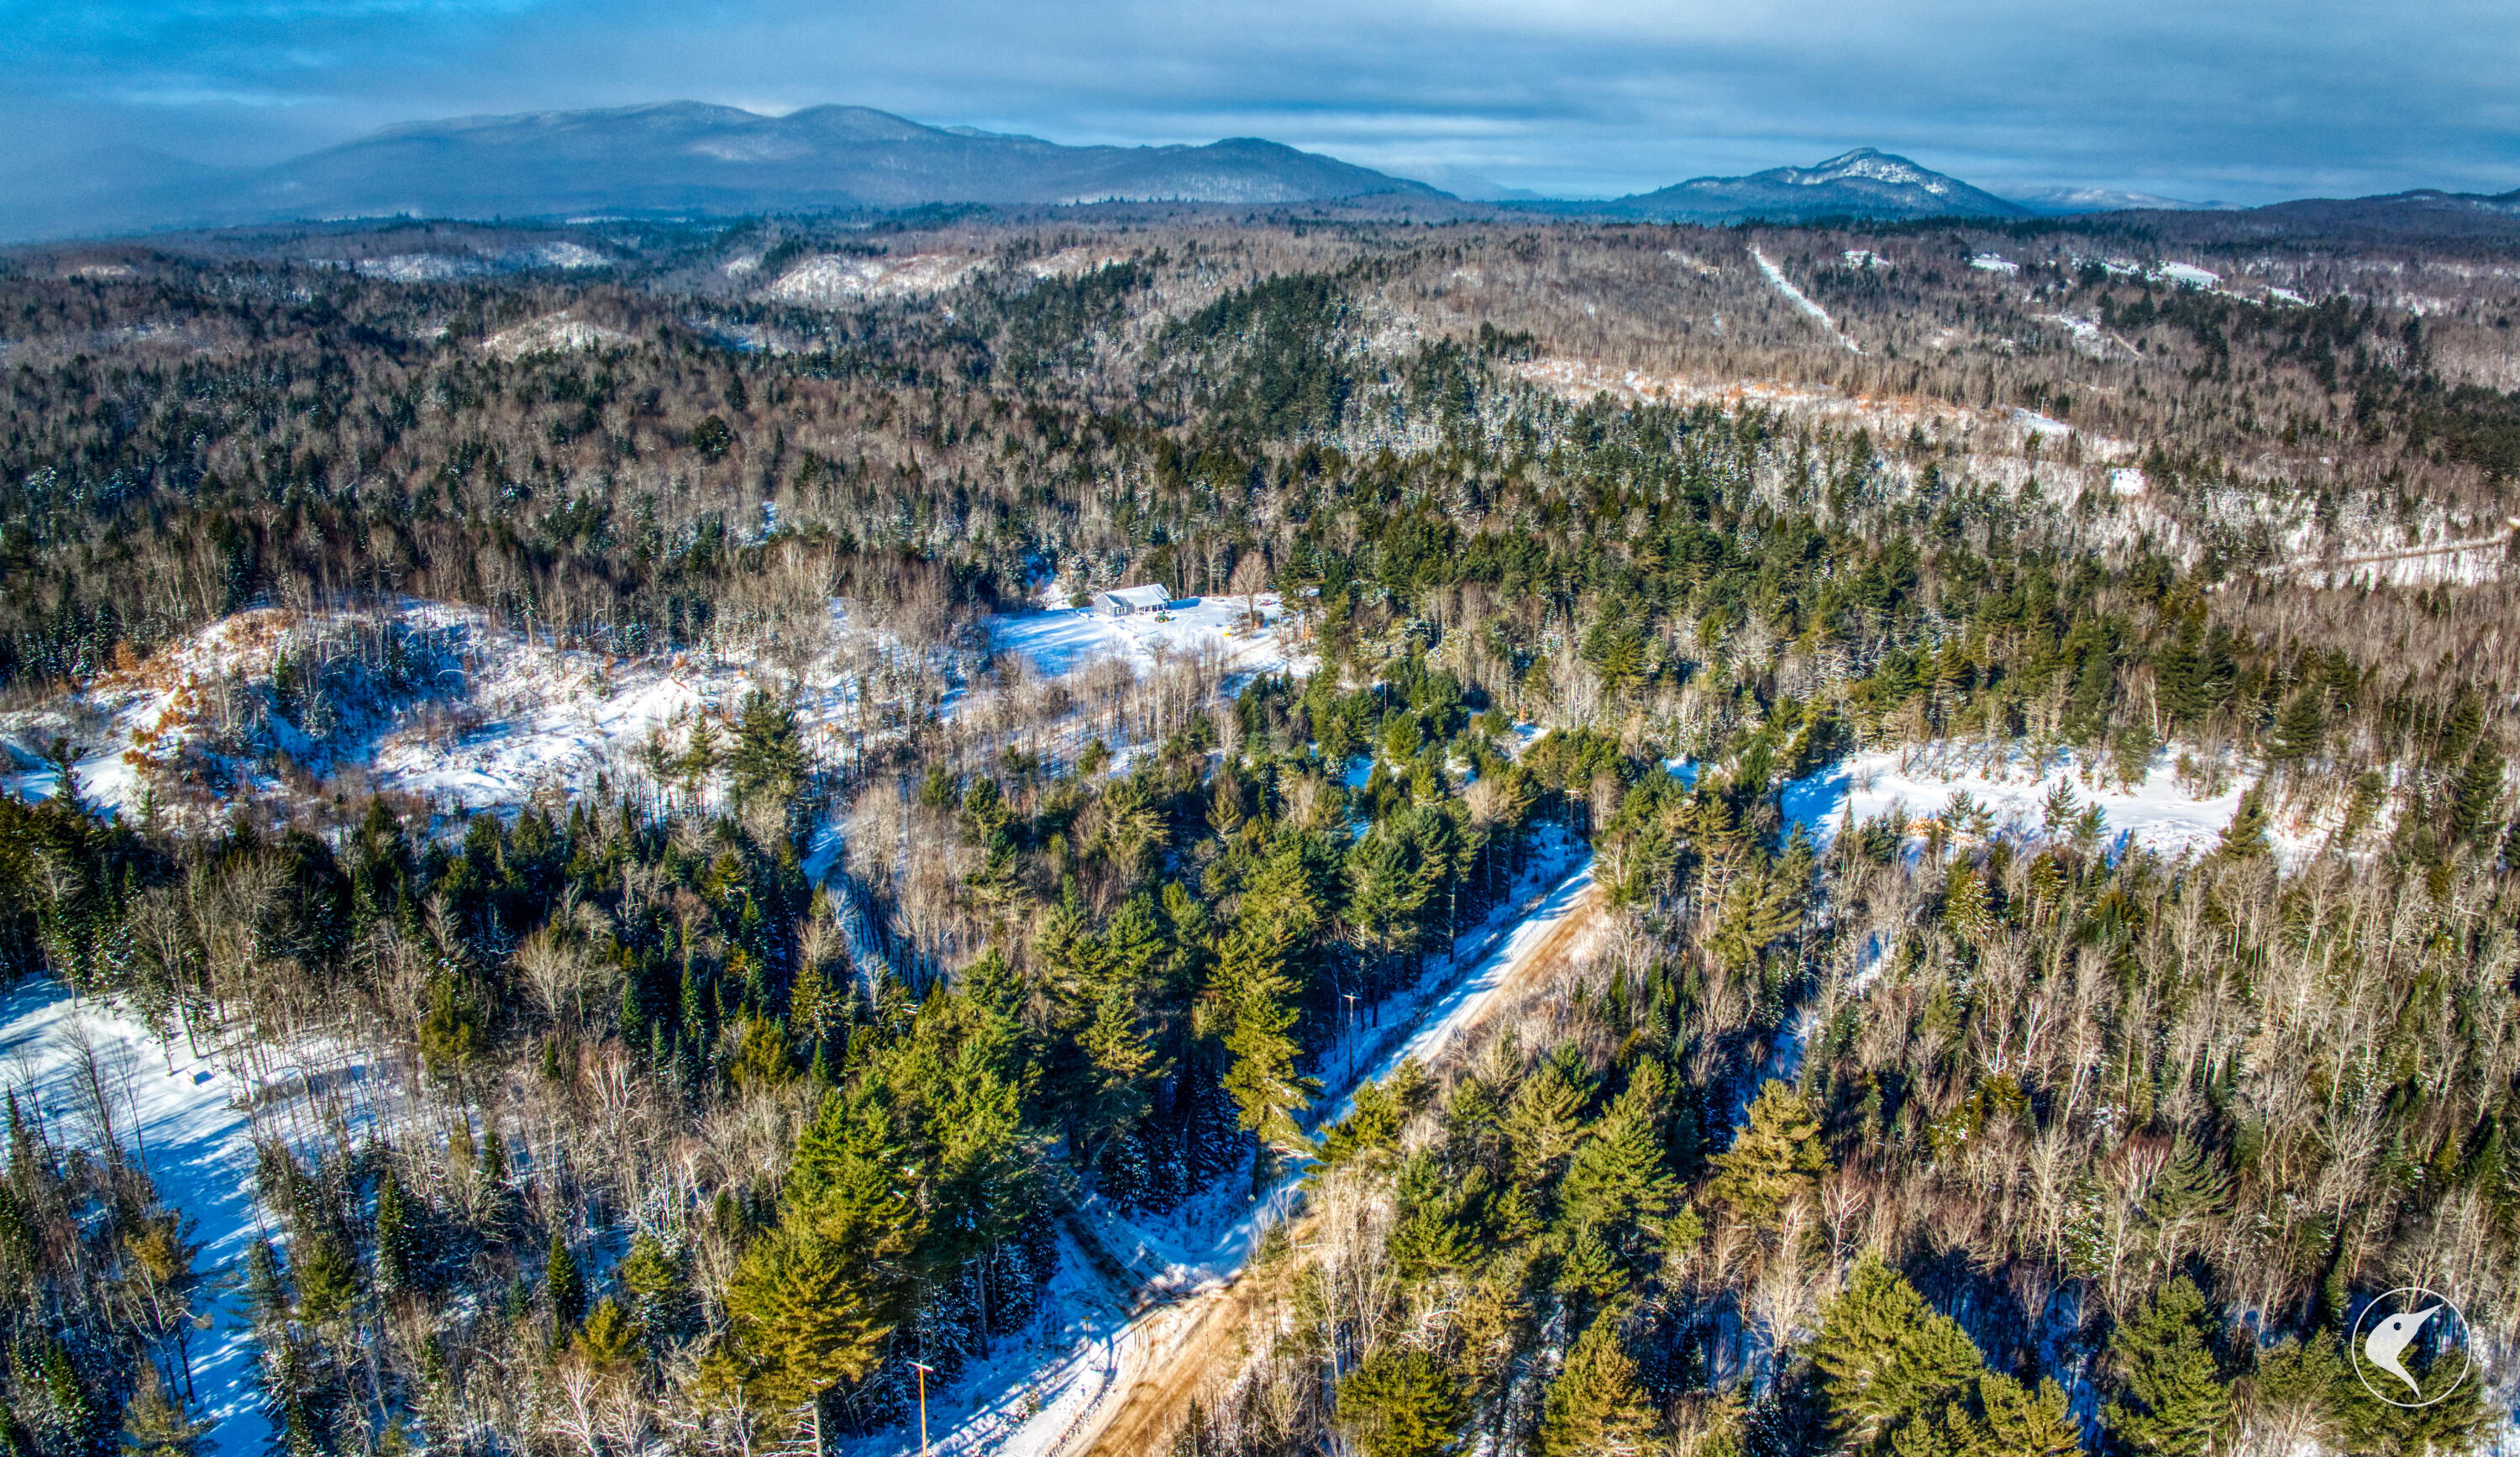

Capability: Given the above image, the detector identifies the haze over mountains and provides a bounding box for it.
[3,100,2516,244]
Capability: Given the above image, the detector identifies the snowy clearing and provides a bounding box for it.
[482,312,633,357]
[989,592,1302,681]
[768,253,979,303]
[0,597,954,823]
[1782,744,2314,861]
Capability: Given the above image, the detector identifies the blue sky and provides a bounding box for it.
[7,0,2516,202]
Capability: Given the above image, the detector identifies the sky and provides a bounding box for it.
[5,0,2517,203]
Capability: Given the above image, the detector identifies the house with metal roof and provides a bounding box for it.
[1093,584,1173,616]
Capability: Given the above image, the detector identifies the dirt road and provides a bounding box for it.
[1065,876,1609,1457]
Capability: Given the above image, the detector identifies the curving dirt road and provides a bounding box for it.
[1064,874,1609,1457]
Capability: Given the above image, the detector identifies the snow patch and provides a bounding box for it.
[1781,744,2302,861]
[768,253,980,303]
[988,592,1299,681]
[481,313,633,358]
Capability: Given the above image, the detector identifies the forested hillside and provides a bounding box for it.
[0,205,2512,1457]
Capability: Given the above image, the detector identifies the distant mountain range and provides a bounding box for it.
[3,103,2514,244]
[0,102,1442,242]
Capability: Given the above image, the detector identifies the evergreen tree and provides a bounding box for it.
[1502,1052,1591,1198]
[1347,820,1435,975]
[1944,865,1996,944]
[118,1361,210,1452]
[572,1297,643,1373]
[1705,1081,1830,1227]
[1557,1062,1683,1262]
[118,1365,211,1457]
[1221,960,1313,1155]
[258,1335,329,1457]
[1706,863,1799,972]
[1079,988,1164,1167]
[2448,743,2507,849]
[1541,1310,1657,1457]
[2103,1276,2230,1457]
[728,691,807,809]
[1810,1254,1989,1454]
[291,1234,356,1330]
[2244,1338,2344,1457]
[725,1085,922,1426]
[1215,841,1322,1169]
[373,1165,418,1293]
[2269,690,2326,765]
[2328,1333,2491,1457]
[721,1222,894,1417]
[617,1231,691,1335]
[547,1229,587,1332]
[417,976,486,1083]
[1336,1346,1466,1457]
[2214,787,2271,862]
[1971,1373,2082,1457]
[38,1344,102,1457]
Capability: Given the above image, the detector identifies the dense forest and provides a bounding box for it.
[0,203,2512,1457]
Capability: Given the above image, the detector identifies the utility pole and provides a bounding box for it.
[909,1360,935,1457]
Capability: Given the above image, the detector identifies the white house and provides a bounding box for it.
[1094,584,1173,617]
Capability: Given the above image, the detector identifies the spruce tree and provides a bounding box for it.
[617,1231,691,1335]
[547,1229,586,1332]
[1971,1373,2081,1457]
[291,1235,356,1330]
[1336,1346,1465,1457]
[1705,1080,1830,1228]
[2449,744,2507,849]
[2103,1277,2230,1457]
[373,1165,418,1293]
[1215,841,1322,1171]
[1810,1254,1988,1454]
[2214,787,2271,862]
[1943,865,1997,944]
[1541,1311,1657,1457]
[38,1344,102,1457]
[1502,1052,1590,1198]
[727,691,806,809]
[1557,1062,1681,1261]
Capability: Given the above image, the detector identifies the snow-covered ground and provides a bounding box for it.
[846,839,1596,1457]
[988,592,1301,681]
[0,602,862,819]
[0,982,269,1457]
[1782,744,2311,860]
[767,253,979,303]
[0,591,1318,824]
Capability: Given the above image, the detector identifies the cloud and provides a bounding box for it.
[3,0,2514,201]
